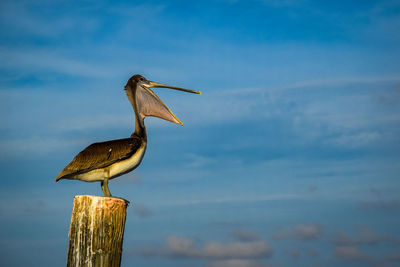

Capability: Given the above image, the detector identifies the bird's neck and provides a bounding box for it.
[133,114,147,141]
[126,87,147,140]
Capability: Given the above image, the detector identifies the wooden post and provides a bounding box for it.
[67,195,129,267]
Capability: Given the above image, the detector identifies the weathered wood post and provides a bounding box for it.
[67,195,129,267]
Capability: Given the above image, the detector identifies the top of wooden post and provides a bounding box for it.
[73,195,130,208]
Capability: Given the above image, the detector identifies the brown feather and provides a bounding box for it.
[55,136,142,181]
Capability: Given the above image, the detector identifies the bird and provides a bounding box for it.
[55,74,201,197]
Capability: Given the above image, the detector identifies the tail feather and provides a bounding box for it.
[55,171,65,182]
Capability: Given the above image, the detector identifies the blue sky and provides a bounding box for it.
[1,0,400,266]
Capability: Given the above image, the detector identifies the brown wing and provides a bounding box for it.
[55,136,142,181]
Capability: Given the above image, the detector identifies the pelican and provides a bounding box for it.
[55,74,201,196]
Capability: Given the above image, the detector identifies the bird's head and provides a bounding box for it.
[124,74,201,126]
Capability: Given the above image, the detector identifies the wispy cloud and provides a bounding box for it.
[1,1,400,266]
[0,136,87,160]
[139,235,274,260]
[232,229,262,242]
[358,200,400,211]
[0,199,47,218]
[0,47,114,78]
[334,245,400,267]
[357,187,400,211]
[55,114,132,132]
[334,225,399,246]
[273,223,323,241]
[308,248,319,257]
[0,0,100,38]
[288,249,300,260]
[385,252,400,262]
[160,193,311,207]
[308,185,318,193]
[181,75,400,153]
[206,259,265,267]
[334,246,374,264]
[132,204,153,219]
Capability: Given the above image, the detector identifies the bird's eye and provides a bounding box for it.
[140,77,144,81]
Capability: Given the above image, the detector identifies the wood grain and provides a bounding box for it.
[67,195,128,267]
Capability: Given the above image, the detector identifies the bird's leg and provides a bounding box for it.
[101,179,112,197]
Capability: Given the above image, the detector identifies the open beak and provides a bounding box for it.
[148,81,202,95]
[137,80,201,126]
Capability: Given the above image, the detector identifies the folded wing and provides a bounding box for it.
[55,136,142,181]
